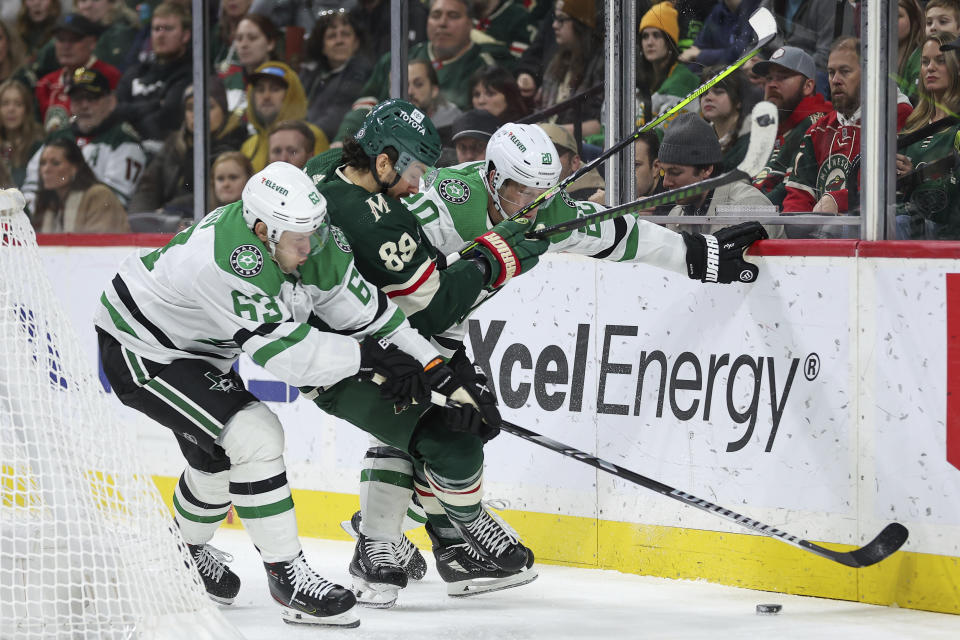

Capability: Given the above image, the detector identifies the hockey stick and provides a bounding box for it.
[492,417,908,569]
[526,100,779,240]
[363,370,907,568]
[455,7,778,257]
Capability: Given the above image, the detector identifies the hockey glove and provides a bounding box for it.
[466,218,550,289]
[681,222,768,284]
[424,357,501,442]
[357,336,429,407]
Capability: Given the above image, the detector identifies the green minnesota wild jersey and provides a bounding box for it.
[95,201,431,389]
[304,150,486,338]
[404,161,689,274]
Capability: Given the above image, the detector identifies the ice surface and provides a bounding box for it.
[211,529,960,639]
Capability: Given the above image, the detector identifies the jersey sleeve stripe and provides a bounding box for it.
[234,322,282,348]
[590,217,628,260]
[373,307,406,338]
[618,221,641,261]
[112,275,232,360]
[382,260,436,297]
[384,261,441,315]
[250,323,312,367]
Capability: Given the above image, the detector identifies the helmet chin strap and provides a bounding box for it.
[369,156,401,193]
[483,170,509,223]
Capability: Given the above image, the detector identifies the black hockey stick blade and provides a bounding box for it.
[798,522,909,568]
[527,100,779,240]
[456,8,777,257]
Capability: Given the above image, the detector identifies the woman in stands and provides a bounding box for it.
[212,0,253,68]
[0,79,43,188]
[895,32,960,239]
[537,0,603,137]
[301,9,373,141]
[210,151,254,208]
[0,20,26,84]
[698,67,751,173]
[15,0,60,61]
[129,78,246,219]
[219,13,281,114]
[898,0,925,104]
[469,66,527,124]
[33,138,129,233]
[636,2,699,124]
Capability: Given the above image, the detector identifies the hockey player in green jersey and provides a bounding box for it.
[347,122,770,602]
[95,162,475,627]
[303,99,544,607]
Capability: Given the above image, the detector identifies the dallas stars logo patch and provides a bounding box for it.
[230,244,264,277]
[204,371,240,393]
[331,225,352,252]
[560,189,576,209]
[438,178,471,204]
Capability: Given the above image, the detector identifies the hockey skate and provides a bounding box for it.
[427,523,538,597]
[349,532,408,608]
[187,543,241,605]
[264,552,359,626]
[448,505,529,572]
[341,509,428,580]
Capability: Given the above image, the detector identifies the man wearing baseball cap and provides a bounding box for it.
[35,13,121,133]
[538,122,605,200]
[242,62,329,171]
[750,46,832,207]
[22,67,147,210]
[449,109,499,163]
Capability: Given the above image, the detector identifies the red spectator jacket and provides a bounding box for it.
[35,58,121,131]
[782,98,913,212]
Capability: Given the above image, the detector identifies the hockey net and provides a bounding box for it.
[0,190,242,639]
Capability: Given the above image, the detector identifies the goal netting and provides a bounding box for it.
[0,189,242,639]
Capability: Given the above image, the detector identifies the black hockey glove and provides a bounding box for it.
[681,221,768,284]
[425,357,501,442]
[357,336,429,407]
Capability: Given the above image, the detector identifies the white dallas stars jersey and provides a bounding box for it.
[404,162,689,273]
[95,202,435,389]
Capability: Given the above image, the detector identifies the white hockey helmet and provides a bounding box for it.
[242,162,329,250]
[484,123,562,194]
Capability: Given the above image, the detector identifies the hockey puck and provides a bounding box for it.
[756,604,782,615]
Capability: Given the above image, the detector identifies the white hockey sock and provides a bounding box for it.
[229,458,300,563]
[359,444,415,542]
[173,466,231,545]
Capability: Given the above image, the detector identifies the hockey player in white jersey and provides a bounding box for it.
[350,123,769,598]
[95,162,471,627]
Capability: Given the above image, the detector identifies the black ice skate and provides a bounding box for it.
[349,533,408,608]
[187,543,241,605]
[427,523,538,597]
[341,509,428,580]
[264,552,359,626]
[448,506,529,572]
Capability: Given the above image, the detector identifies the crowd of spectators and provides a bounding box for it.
[0,0,952,239]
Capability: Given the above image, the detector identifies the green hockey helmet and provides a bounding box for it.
[355,98,442,188]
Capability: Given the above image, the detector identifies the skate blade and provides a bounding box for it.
[279,605,361,627]
[446,568,539,597]
[352,578,400,609]
[340,519,359,539]
[207,593,235,606]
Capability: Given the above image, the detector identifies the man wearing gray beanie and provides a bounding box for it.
[656,113,783,237]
